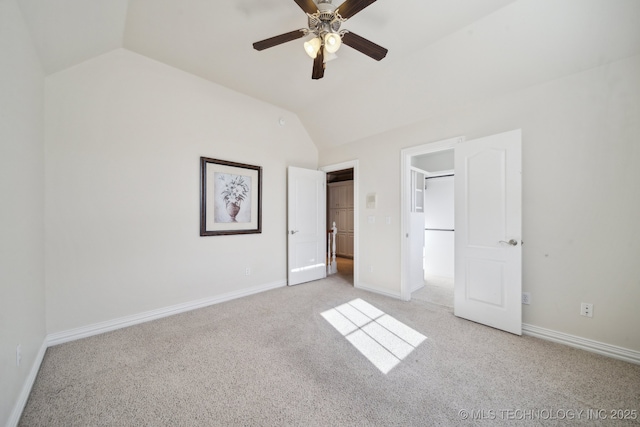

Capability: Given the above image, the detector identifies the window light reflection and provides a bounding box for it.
[291,263,325,273]
[321,299,427,374]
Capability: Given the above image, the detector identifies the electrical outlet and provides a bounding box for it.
[522,292,531,305]
[16,344,22,367]
[580,303,593,318]
[244,267,251,276]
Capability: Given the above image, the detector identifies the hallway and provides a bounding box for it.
[335,256,353,285]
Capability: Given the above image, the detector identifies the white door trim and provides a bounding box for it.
[400,137,464,301]
[320,160,359,288]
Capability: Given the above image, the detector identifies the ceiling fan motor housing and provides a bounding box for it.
[308,0,343,38]
[317,1,337,19]
[253,0,388,79]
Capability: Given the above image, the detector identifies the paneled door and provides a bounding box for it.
[287,167,327,286]
[454,129,522,335]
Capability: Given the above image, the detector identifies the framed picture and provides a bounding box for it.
[200,157,262,236]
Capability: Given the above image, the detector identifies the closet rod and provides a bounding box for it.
[425,174,454,180]
[425,228,454,232]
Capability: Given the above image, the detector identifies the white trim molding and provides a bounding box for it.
[356,282,402,300]
[7,340,47,427]
[9,280,286,427]
[47,280,286,346]
[523,323,640,365]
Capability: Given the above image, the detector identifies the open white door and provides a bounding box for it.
[454,129,522,335]
[288,166,327,286]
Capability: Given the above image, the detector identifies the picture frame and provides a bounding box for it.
[200,157,262,236]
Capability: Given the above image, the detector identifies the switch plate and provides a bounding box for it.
[366,193,377,209]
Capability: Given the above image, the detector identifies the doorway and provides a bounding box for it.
[321,161,359,287]
[400,137,462,301]
[401,130,523,335]
[412,154,455,308]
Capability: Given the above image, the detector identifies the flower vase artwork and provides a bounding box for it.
[215,173,251,223]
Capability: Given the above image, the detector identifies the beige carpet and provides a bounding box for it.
[20,275,640,426]
[412,275,454,308]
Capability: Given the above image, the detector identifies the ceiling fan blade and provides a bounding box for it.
[342,31,388,61]
[337,0,377,19]
[253,29,307,51]
[293,0,318,14]
[312,49,325,80]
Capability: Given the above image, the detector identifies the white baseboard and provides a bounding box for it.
[47,280,286,346]
[356,282,402,300]
[523,323,640,365]
[7,340,47,427]
[8,281,286,427]
[11,286,637,427]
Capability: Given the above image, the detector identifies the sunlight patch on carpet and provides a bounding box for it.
[321,299,427,374]
[291,263,325,273]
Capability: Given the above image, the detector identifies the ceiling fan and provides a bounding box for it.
[252,0,388,80]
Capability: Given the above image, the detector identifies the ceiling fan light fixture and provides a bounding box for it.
[324,32,342,53]
[252,0,388,80]
[323,49,338,62]
[304,37,321,58]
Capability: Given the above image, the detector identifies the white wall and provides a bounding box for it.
[0,0,46,424]
[45,49,318,334]
[424,176,454,230]
[319,54,640,352]
[424,176,454,279]
[413,150,454,172]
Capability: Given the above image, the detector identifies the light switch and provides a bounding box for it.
[366,193,377,209]
[368,216,375,224]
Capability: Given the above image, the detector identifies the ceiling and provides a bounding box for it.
[16,0,640,150]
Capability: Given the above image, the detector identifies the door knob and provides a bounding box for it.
[499,239,518,246]
[290,230,299,235]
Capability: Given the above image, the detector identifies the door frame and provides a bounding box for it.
[320,160,359,288]
[400,137,464,301]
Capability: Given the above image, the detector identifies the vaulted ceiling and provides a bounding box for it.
[16,0,640,150]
